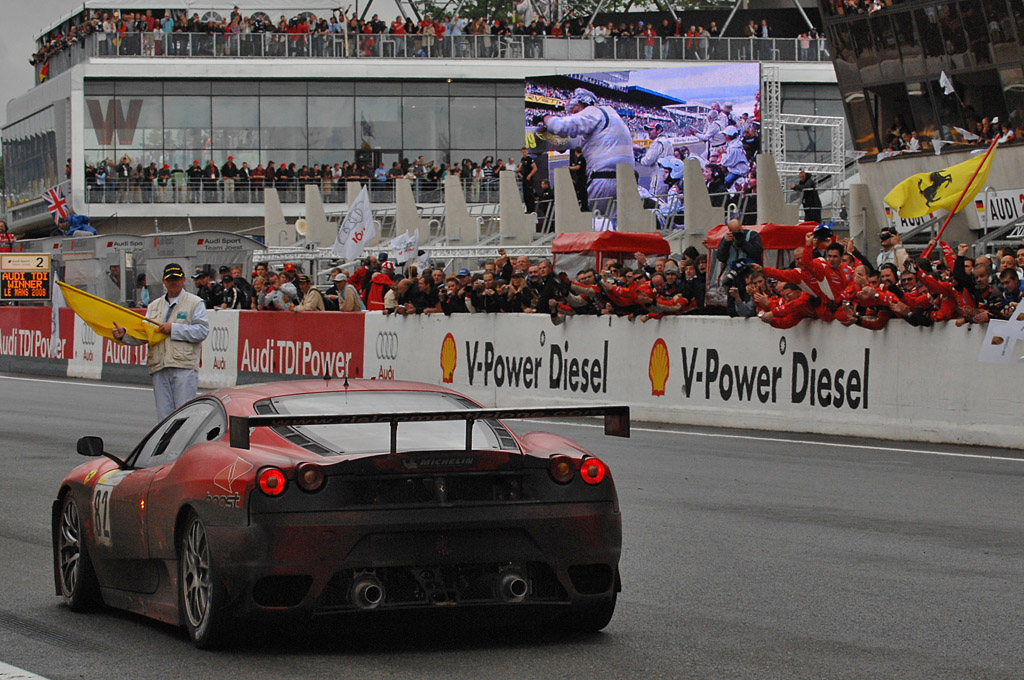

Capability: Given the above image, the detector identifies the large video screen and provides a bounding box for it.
[525,64,760,228]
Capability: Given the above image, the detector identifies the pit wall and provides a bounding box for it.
[1,308,1017,449]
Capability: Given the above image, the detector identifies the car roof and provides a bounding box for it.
[208,379,470,416]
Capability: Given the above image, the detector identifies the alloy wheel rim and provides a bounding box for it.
[58,499,81,596]
[182,519,211,628]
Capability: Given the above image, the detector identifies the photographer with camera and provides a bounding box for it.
[716,218,763,316]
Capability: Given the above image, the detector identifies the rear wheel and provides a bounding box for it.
[179,512,228,648]
[57,494,100,611]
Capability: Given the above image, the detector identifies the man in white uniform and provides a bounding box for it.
[539,88,634,221]
[640,122,675,197]
[113,263,210,420]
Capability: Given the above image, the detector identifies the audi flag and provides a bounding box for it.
[333,186,376,260]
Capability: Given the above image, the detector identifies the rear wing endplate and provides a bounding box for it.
[229,405,630,451]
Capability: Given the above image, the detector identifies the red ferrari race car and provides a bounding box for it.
[52,379,628,647]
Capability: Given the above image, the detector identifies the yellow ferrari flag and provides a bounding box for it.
[57,281,168,345]
[883,146,997,219]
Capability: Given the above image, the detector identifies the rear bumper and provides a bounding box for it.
[207,501,620,617]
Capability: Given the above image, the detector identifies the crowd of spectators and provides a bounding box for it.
[32,5,818,70]
[711,220,1024,329]
[163,222,1024,330]
[83,152,531,204]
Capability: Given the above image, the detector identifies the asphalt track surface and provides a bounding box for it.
[1,373,1023,679]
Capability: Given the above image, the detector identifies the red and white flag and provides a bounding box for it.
[42,185,72,224]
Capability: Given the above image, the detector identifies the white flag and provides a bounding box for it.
[332,186,376,260]
[50,274,65,358]
[939,71,955,96]
[390,229,420,264]
[931,139,954,155]
[953,126,980,142]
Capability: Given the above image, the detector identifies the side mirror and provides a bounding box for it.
[77,436,104,457]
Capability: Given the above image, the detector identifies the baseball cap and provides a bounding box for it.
[724,125,740,137]
[297,274,311,284]
[647,122,664,131]
[457,268,471,276]
[377,252,388,262]
[227,155,233,160]
[219,265,230,274]
[163,263,185,280]
[381,261,395,272]
[192,267,206,279]
[568,87,598,109]
[221,274,233,283]
[283,262,296,272]
[334,273,348,282]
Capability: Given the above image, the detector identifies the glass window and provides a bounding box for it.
[260,81,306,95]
[869,15,903,81]
[939,3,970,67]
[404,81,446,96]
[451,82,495,96]
[914,7,945,61]
[165,80,210,95]
[450,97,495,149]
[497,99,526,149]
[166,149,212,172]
[906,81,938,143]
[403,97,450,149]
[844,91,878,153]
[212,81,257,95]
[260,96,307,148]
[132,400,225,468]
[893,11,924,79]
[260,150,308,168]
[114,96,163,152]
[981,0,1016,57]
[355,81,401,96]
[164,96,212,149]
[212,96,260,149]
[258,391,517,456]
[308,97,355,149]
[999,66,1024,131]
[356,97,402,149]
[959,1,991,66]
[849,18,877,70]
[115,81,162,95]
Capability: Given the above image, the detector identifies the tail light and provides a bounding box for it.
[296,462,325,492]
[258,467,287,496]
[579,457,608,485]
[549,455,575,484]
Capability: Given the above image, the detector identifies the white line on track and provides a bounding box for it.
[0,661,51,680]
[532,419,1024,464]
[3,376,1017,464]
[0,375,150,391]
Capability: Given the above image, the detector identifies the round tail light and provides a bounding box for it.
[579,457,608,485]
[549,455,575,484]
[296,462,325,492]
[258,467,287,496]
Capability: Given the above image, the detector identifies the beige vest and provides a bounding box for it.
[146,292,205,374]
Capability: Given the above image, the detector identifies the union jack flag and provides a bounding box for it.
[42,185,71,224]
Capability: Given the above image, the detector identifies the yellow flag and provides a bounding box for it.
[57,281,168,345]
[883,146,996,219]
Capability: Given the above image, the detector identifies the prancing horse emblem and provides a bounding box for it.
[918,171,953,207]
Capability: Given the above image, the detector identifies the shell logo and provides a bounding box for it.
[440,333,457,383]
[649,338,670,396]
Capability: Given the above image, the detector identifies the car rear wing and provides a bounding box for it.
[229,405,630,451]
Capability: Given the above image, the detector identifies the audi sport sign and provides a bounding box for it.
[200,310,239,388]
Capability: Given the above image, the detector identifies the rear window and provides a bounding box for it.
[255,390,519,456]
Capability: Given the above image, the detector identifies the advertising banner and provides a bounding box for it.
[237,311,364,378]
[363,313,1022,449]
[200,310,239,388]
[68,314,102,379]
[0,307,65,359]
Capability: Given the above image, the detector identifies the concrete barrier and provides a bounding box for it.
[1,307,1018,449]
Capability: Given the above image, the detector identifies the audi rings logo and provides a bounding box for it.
[81,325,98,347]
[209,327,231,353]
[376,331,399,360]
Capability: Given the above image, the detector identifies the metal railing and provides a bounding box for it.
[38,31,831,80]
[83,176,508,205]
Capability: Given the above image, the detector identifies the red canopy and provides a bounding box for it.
[552,232,671,255]
[705,222,818,251]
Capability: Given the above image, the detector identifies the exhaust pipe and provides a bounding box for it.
[351,575,385,610]
[498,571,528,602]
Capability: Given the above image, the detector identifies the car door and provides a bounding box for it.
[90,400,222,592]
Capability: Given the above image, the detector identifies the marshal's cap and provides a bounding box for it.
[163,263,185,280]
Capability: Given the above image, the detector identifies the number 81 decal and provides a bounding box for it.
[92,470,132,546]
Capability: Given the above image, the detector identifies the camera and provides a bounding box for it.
[720,258,752,289]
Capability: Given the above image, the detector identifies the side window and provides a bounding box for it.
[133,400,225,468]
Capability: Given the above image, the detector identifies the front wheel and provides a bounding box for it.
[57,493,101,611]
[179,512,228,648]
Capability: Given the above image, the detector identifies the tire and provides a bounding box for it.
[179,511,228,649]
[565,593,617,634]
[57,493,101,611]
